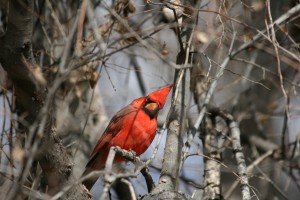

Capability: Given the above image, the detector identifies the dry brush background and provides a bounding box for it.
[0,0,300,199]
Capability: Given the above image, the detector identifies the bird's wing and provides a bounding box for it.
[82,105,138,189]
[89,104,137,160]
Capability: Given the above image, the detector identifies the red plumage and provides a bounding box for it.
[82,85,172,190]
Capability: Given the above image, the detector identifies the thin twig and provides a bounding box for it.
[225,150,273,199]
[266,0,289,159]
[215,109,251,200]
[182,32,237,162]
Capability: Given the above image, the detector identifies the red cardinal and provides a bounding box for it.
[82,85,173,189]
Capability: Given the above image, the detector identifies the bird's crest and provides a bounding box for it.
[147,84,173,108]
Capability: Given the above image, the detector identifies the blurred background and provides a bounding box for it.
[1,0,300,199]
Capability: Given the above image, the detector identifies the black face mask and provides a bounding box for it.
[142,98,160,119]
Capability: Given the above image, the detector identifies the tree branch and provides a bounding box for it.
[0,1,91,199]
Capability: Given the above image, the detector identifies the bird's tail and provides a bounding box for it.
[81,152,105,190]
[82,167,98,190]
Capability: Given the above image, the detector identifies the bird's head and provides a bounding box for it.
[131,85,173,118]
[146,84,173,108]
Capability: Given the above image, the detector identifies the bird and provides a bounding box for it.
[82,85,173,190]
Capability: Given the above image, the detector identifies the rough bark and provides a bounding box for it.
[0,1,91,199]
